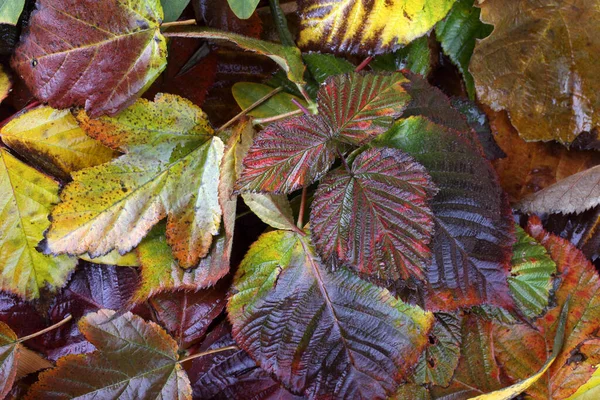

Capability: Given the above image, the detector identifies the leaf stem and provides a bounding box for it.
[355,56,374,72]
[297,187,308,229]
[268,0,295,47]
[18,314,72,343]
[336,149,351,173]
[161,19,197,29]
[178,345,239,364]
[292,98,311,116]
[253,109,304,125]
[218,86,284,132]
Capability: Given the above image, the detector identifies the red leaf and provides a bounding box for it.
[311,147,437,281]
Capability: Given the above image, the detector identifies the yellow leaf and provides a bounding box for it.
[0,148,76,299]
[298,0,455,55]
[79,250,140,267]
[568,366,600,399]
[1,106,117,180]
[0,65,11,103]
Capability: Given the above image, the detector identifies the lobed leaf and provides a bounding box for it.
[44,94,224,269]
[310,147,437,281]
[471,0,600,144]
[1,106,117,180]
[297,0,455,55]
[12,0,167,117]
[0,148,76,300]
[26,309,192,400]
[374,116,515,311]
[228,230,433,399]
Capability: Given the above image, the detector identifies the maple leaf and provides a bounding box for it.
[0,148,76,300]
[25,309,192,400]
[0,106,117,180]
[297,0,455,55]
[310,147,437,281]
[12,0,167,117]
[228,229,433,399]
[374,116,515,310]
[471,0,600,144]
[43,94,224,269]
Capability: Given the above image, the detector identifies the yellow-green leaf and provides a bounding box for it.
[79,250,140,267]
[0,148,76,300]
[568,367,600,399]
[1,106,117,180]
[0,0,24,25]
[232,82,306,119]
[44,94,223,269]
[298,0,455,55]
[0,64,11,103]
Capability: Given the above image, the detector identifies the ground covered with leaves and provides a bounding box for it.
[0,0,599,399]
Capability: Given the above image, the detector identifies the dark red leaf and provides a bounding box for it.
[310,147,437,281]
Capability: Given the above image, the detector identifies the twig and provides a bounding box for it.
[253,109,303,125]
[161,19,196,29]
[178,346,239,364]
[218,87,283,132]
[355,56,374,72]
[292,98,311,116]
[297,187,308,229]
[18,314,72,343]
[336,148,351,173]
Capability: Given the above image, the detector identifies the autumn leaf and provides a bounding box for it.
[297,0,455,55]
[228,229,433,399]
[488,109,600,202]
[542,208,600,261]
[12,0,167,117]
[44,94,223,269]
[374,116,515,310]
[492,217,600,399]
[518,165,600,215]
[310,147,437,281]
[0,106,117,180]
[471,0,600,144]
[0,148,76,300]
[26,309,192,400]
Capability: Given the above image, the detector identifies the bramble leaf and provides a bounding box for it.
[297,0,455,55]
[26,309,192,400]
[375,117,515,310]
[44,94,224,269]
[471,0,600,144]
[303,53,355,85]
[0,106,117,180]
[228,230,433,399]
[0,148,76,300]
[310,147,437,281]
[12,0,167,117]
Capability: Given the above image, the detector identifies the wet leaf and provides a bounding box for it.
[310,147,437,281]
[26,309,192,400]
[435,0,492,99]
[488,109,600,202]
[542,208,600,261]
[12,0,167,117]
[471,0,600,144]
[297,0,455,55]
[1,106,117,180]
[492,217,600,399]
[413,312,461,386]
[226,0,260,20]
[374,116,515,310]
[232,82,306,118]
[0,148,76,300]
[44,94,224,269]
[228,230,433,399]
[0,0,24,25]
[150,283,227,349]
[242,193,297,231]
[187,323,303,400]
[519,165,600,215]
[370,36,432,76]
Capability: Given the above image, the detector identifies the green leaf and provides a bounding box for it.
[0,148,76,300]
[508,226,556,318]
[228,230,433,399]
[161,0,190,22]
[164,27,306,86]
[310,147,437,281]
[303,53,355,84]
[227,0,260,19]
[0,0,24,25]
[25,309,192,400]
[370,36,432,76]
[232,82,306,119]
[12,0,167,117]
[44,94,224,269]
[242,193,297,231]
[435,0,493,99]
[0,106,117,180]
[297,0,455,55]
